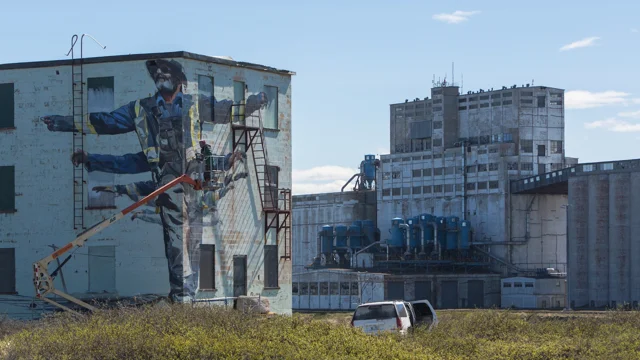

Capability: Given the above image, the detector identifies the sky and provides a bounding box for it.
[2,0,640,194]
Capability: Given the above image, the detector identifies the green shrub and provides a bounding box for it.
[3,307,640,359]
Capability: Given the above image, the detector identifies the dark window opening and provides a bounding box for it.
[199,244,215,289]
[0,248,16,294]
[0,166,15,212]
[264,244,279,288]
[0,83,15,129]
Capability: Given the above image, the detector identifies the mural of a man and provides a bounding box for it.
[41,59,268,301]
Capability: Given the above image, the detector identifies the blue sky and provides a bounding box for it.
[3,0,640,194]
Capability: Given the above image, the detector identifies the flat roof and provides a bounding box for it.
[390,85,565,106]
[0,51,296,76]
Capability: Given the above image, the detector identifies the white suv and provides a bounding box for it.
[350,299,438,335]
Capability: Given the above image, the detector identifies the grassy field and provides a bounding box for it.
[2,305,640,359]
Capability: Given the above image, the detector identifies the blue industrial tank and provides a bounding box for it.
[348,223,363,248]
[446,216,459,250]
[406,217,420,251]
[436,217,447,250]
[460,220,471,250]
[335,225,348,248]
[419,214,435,244]
[361,154,377,188]
[362,220,375,246]
[321,225,334,254]
[389,217,405,247]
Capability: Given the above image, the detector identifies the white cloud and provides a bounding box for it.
[618,110,640,119]
[633,98,640,104]
[432,10,480,24]
[565,90,631,109]
[559,36,600,51]
[292,165,359,195]
[584,118,640,132]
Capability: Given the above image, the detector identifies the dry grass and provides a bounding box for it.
[2,305,640,359]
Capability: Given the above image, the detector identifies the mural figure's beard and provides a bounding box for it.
[155,77,177,95]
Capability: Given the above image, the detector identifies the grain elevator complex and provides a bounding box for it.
[293,81,640,311]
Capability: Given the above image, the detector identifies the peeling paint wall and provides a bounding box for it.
[0,55,292,318]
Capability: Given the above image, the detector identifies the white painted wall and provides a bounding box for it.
[0,55,293,318]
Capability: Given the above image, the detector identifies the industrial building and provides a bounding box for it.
[293,82,575,310]
[0,47,294,318]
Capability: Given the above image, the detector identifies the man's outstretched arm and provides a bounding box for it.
[74,151,151,174]
[41,101,137,134]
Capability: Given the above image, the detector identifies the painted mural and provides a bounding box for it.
[40,59,268,301]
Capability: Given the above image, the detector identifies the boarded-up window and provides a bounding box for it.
[264,85,278,129]
[233,81,245,103]
[198,75,214,123]
[199,244,215,290]
[0,166,15,212]
[0,83,14,129]
[87,77,116,209]
[410,120,432,139]
[264,244,279,288]
[88,246,115,293]
[0,248,15,293]
[265,165,279,209]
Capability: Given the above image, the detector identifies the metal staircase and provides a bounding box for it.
[231,103,292,259]
[69,35,85,230]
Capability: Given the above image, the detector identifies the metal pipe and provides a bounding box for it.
[352,241,381,267]
[419,224,426,256]
[386,244,389,261]
[399,224,410,255]
[341,173,360,192]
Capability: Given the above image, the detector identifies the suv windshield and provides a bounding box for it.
[353,304,397,321]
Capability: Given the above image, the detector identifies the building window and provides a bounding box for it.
[402,187,411,196]
[502,100,512,105]
[233,81,245,103]
[423,185,432,193]
[433,138,443,147]
[466,165,476,173]
[551,140,563,154]
[503,92,512,97]
[489,163,499,171]
[264,244,279,288]
[412,169,422,177]
[480,103,489,108]
[489,181,499,189]
[199,244,215,290]
[456,184,462,192]
[503,282,512,288]
[521,163,533,171]
[525,282,534,288]
[537,96,546,108]
[351,282,359,296]
[413,186,422,195]
[340,282,350,295]
[392,188,401,196]
[392,171,401,179]
[88,246,116,293]
[292,282,299,295]
[444,184,454,193]
[459,106,467,110]
[478,164,487,172]
[480,95,489,100]
[434,168,443,176]
[514,282,523,288]
[310,282,319,295]
[0,166,15,212]
[382,172,391,180]
[469,104,478,109]
[433,154,442,159]
[491,94,501,99]
[521,91,533,97]
[396,107,404,112]
[433,121,443,129]
[0,83,15,129]
[469,97,477,101]
[265,165,279,209]
[0,248,15,294]
[198,75,214,123]
[521,99,533,105]
[86,77,117,210]
[433,99,442,104]
[466,183,475,190]
[423,168,432,177]
[433,106,442,112]
[382,189,391,197]
[264,85,279,129]
[521,140,533,153]
[538,145,546,157]
[300,283,309,295]
[445,166,455,175]
[459,98,467,103]
[320,282,329,295]
[433,185,443,193]
[491,101,501,107]
[507,162,518,170]
[329,282,339,295]
[477,182,487,190]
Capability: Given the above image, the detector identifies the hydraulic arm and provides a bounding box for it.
[32,175,202,315]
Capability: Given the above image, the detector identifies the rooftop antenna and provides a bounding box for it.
[532,79,535,86]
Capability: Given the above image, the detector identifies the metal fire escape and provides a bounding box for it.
[231,103,292,259]
[66,34,106,231]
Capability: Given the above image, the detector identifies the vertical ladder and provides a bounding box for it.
[71,43,85,230]
[279,189,292,259]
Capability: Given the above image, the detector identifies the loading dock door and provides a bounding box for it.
[441,281,459,309]
[386,281,405,300]
[233,255,247,297]
[467,280,485,308]
[415,281,432,302]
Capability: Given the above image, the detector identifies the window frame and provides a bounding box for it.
[264,85,279,130]
[0,83,15,130]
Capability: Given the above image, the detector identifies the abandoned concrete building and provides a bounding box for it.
[0,50,294,318]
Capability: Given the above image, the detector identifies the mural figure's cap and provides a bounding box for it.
[146,59,187,83]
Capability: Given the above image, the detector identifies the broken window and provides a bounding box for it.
[551,140,563,154]
[433,121,443,129]
[320,282,329,295]
[300,282,309,295]
[507,162,518,170]
[466,183,476,191]
[537,95,546,108]
[489,181,499,189]
[521,140,533,153]
[478,164,487,172]
[0,248,15,294]
[423,185,432,193]
[265,165,279,209]
[351,282,359,296]
[382,189,391,197]
[309,282,319,295]
[330,282,339,295]
[489,163,499,171]
[199,244,215,290]
[538,145,546,157]
[264,85,279,129]
[198,75,214,123]
[264,244,279,288]
[340,282,350,295]
[292,282,299,295]
[392,171,401,179]
[466,165,476,173]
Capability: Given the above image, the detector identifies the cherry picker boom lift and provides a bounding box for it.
[32,174,203,316]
